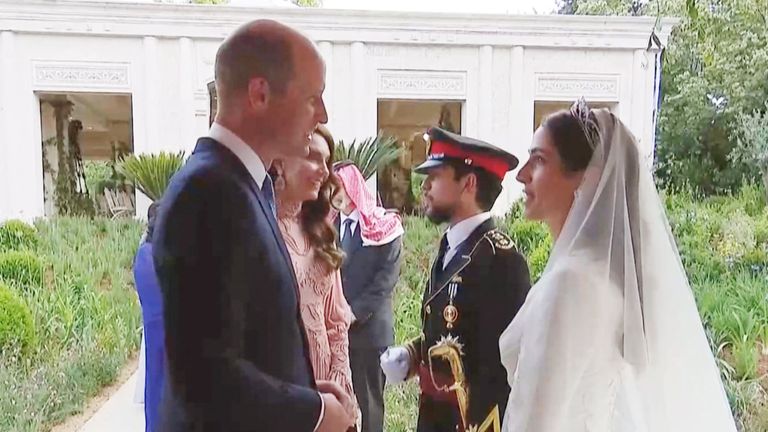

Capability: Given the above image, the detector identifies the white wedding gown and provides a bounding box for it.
[499,107,737,432]
[499,257,649,431]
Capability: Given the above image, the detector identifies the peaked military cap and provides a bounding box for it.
[413,127,519,181]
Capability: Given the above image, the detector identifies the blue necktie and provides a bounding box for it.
[261,175,277,218]
[341,219,355,254]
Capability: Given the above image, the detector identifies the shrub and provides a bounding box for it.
[527,243,551,283]
[0,220,38,252]
[715,210,755,265]
[0,282,36,355]
[504,218,551,258]
[0,251,44,290]
[118,151,186,201]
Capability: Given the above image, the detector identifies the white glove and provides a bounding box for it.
[379,346,411,385]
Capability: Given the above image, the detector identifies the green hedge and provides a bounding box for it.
[0,282,36,355]
[0,220,38,252]
[0,251,44,290]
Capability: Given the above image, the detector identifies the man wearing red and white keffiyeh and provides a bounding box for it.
[332,162,403,432]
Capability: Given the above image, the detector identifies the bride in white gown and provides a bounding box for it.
[499,99,737,432]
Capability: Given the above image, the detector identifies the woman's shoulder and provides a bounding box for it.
[535,255,606,303]
[542,254,599,284]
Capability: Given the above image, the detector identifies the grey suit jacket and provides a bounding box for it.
[337,217,402,349]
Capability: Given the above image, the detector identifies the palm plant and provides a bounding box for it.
[118,151,186,201]
[334,132,402,180]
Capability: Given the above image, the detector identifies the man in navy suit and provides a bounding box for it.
[152,20,353,432]
[333,162,404,432]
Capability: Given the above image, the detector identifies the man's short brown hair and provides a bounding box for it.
[214,20,296,97]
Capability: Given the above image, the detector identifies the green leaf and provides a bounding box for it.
[334,132,402,180]
[117,152,186,202]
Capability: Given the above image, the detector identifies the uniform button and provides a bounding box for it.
[426,305,431,314]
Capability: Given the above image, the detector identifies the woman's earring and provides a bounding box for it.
[274,172,286,191]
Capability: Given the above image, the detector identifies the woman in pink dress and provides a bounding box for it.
[272,124,358,425]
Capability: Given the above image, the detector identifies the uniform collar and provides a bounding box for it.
[446,212,492,251]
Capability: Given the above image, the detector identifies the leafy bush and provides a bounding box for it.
[0,282,36,355]
[334,133,402,180]
[0,220,38,252]
[0,251,43,290]
[731,101,768,198]
[118,151,186,201]
[83,160,113,196]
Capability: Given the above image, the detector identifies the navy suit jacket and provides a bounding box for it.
[153,137,321,431]
[337,217,402,349]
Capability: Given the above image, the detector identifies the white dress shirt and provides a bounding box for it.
[443,212,492,269]
[208,122,326,431]
[339,209,360,242]
[208,122,268,189]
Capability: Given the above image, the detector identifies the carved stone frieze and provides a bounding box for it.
[535,74,619,100]
[377,70,466,98]
[32,61,130,90]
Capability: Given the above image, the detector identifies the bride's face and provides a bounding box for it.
[516,127,584,227]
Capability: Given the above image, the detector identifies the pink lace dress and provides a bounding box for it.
[277,202,357,410]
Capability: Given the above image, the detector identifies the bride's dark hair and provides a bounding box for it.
[541,98,599,173]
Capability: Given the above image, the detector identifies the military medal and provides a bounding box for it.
[444,280,460,329]
[443,304,458,329]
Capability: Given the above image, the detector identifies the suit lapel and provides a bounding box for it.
[199,139,299,288]
[339,218,363,272]
[346,224,364,256]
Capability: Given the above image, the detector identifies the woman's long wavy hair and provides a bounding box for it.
[301,125,344,271]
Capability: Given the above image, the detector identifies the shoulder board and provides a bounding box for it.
[482,229,515,252]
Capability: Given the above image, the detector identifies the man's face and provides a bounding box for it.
[332,182,355,215]
[421,165,465,225]
[262,43,328,160]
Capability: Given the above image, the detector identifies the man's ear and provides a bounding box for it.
[461,171,478,195]
[247,77,271,111]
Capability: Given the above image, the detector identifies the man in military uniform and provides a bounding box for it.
[380,127,531,432]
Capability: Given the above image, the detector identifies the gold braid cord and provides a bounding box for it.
[467,405,501,432]
[427,335,501,432]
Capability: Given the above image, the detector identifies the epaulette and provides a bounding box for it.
[482,229,515,253]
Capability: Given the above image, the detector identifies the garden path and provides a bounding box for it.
[76,371,144,432]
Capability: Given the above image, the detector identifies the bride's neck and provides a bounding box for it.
[547,213,567,242]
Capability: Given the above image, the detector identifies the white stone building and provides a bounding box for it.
[0,0,675,222]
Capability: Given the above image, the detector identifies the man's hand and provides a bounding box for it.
[317,392,354,432]
[317,380,356,423]
[379,346,411,385]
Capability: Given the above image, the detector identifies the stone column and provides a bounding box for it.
[318,41,334,126]
[478,45,494,141]
[0,31,15,220]
[178,37,196,153]
[350,41,369,137]
[500,46,528,210]
[142,36,160,154]
[133,36,160,219]
[631,49,648,156]
[350,41,377,192]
